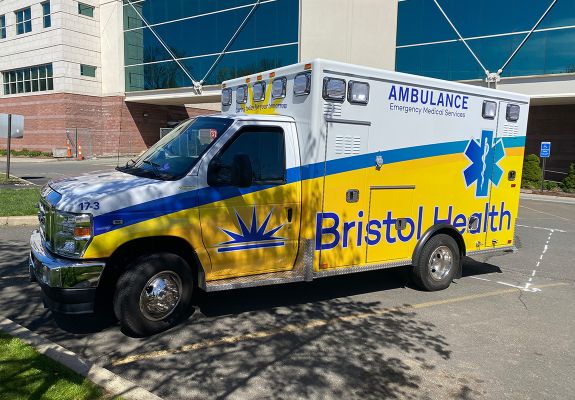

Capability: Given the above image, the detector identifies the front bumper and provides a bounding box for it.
[29,229,105,314]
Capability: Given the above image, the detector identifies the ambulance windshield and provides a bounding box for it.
[119,117,233,180]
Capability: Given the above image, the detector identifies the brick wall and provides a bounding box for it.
[0,93,214,156]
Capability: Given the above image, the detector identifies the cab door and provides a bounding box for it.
[198,122,301,279]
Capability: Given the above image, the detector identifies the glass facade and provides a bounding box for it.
[3,64,54,95]
[123,0,299,91]
[396,0,575,80]
[15,7,32,35]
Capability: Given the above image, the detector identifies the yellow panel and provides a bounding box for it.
[366,188,415,262]
[318,169,368,269]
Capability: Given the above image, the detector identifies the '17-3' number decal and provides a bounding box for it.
[79,201,99,211]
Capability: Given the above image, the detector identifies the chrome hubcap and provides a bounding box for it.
[139,271,182,321]
[428,246,453,281]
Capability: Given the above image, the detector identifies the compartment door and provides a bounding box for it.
[318,120,369,269]
[366,187,416,263]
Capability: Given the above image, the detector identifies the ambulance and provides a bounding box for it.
[30,59,529,336]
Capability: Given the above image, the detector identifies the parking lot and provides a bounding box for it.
[0,197,573,399]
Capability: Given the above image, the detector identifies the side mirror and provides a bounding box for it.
[232,154,253,187]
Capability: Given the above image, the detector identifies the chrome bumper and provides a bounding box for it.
[29,229,105,289]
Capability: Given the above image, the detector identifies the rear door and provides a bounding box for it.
[484,101,524,248]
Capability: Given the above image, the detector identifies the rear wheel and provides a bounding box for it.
[113,253,194,336]
[411,234,460,291]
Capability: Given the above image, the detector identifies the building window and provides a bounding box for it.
[15,7,32,35]
[80,64,96,77]
[78,2,94,18]
[3,64,54,95]
[42,2,51,28]
[0,15,6,39]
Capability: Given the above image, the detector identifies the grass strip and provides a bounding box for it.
[0,332,116,400]
[0,149,52,158]
[0,187,41,216]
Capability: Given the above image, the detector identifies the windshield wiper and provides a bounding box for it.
[116,158,137,172]
[142,160,161,177]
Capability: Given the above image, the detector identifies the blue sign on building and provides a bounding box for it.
[540,142,551,158]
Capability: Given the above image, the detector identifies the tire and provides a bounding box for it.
[411,234,460,291]
[113,252,194,336]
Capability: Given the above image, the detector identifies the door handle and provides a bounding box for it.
[287,207,293,223]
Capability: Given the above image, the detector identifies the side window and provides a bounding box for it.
[210,126,285,186]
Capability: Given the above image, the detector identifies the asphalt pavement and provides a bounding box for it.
[0,157,132,186]
[0,198,573,399]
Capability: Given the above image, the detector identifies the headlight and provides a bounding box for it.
[53,211,93,258]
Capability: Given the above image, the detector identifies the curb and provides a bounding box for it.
[520,192,575,204]
[0,316,163,400]
[0,216,38,226]
[0,157,58,163]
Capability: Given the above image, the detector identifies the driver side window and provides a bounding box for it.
[209,126,286,186]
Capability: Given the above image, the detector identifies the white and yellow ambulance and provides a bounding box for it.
[30,59,529,335]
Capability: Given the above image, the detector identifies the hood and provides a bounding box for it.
[47,170,160,210]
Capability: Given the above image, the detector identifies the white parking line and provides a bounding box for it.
[522,229,554,290]
[516,224,567,233]
[470,276,542,292]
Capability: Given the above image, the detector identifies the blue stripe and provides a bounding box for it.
[217,241,285,253]
[93,137,525,236]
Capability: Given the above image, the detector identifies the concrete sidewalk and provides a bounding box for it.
[0,156,59,163]
[0,216,38,226]
[520,191,575,204]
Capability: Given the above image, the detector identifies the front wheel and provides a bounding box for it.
[411,234,460,291]
[114,253,194,336]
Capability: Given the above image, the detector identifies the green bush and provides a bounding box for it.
[563,163,575,192]
[543,180,560,191]
[521,154,542,189]
[0,148,52,157]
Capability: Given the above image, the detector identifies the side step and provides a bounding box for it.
[205,268,306,292]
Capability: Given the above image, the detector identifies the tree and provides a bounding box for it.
[521,154,542,189]
[563,163,575,192]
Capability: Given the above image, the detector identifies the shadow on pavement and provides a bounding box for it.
[461,256,502,277]
[0,238,496,399]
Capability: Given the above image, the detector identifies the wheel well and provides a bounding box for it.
[96,236,202,308]
[412,224,466,266]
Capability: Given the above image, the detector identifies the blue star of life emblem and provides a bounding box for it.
[217,207,285,253]
[463,130,505,197]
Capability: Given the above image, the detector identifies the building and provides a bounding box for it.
[0,0,397,157]
[396,0,575,178]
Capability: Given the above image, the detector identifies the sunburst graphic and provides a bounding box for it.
[217,207,285,253]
